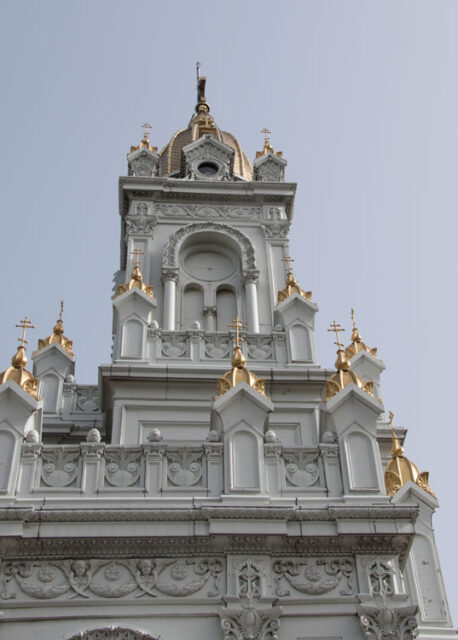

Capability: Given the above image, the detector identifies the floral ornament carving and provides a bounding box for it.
[237,560,262,602]
[205,334,231,359]
[155,203,262,220]
[76,386,99,412]
[273,558,354,597]
[162,222,257,273]
[368,559,395,598]
[220,606,282,640]
[68,627,157,640]
[161,333,187,358]
[41,447,80,487]
[166,448,203,487]
[246,335,273,361]
[282,449,321,488]
[104,448,142,487]
[356,604,418,640]
[125,214,157,236]
[1,558,224,602]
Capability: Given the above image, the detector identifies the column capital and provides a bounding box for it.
[242,270,259,285]
[161,268,179,283]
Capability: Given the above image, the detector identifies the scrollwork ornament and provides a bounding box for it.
[104,448,142,487]
[40,447,80,487]
[272,558,354,597]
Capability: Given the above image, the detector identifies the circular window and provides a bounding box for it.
[198,161,219,176]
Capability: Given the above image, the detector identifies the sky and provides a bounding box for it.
[0,0,457,624]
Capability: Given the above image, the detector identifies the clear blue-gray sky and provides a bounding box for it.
[0,0,456,623]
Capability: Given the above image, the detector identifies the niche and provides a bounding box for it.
[40,374,60,413]
[121,319,144,358]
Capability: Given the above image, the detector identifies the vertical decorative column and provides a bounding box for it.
[243,272,260,334]
[162,269,178,331]
[203,306,217,332]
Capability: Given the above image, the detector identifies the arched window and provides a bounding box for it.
[40,373,60,413]
[182,285,204,329]
[216,287,237,331]
[122,318,143,358]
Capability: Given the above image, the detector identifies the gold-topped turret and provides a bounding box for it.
[256,128,283,158]
[344,308,378,360]
[277,256,312,304]
[216,317,268,398]
[385,412,435,497]
[0,317,39,399]
[37,301,74,357]
[325,321,375,402]
[130,122,158,153]
[117,249,153,298]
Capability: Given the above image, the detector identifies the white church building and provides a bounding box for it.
[0,76,454,639]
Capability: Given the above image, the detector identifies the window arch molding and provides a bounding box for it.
[162,221,257,275]
[68,628,158,640]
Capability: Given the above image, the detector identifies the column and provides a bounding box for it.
[244,272,260,334]
[203,306,216,332]
[162,269,178,331]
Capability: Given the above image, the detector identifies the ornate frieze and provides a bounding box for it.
[273,558,354,597]
[155,202,262,220]
[0,557,224,602]
[246,335,273,360]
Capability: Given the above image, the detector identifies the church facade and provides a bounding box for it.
[0,77,454,639]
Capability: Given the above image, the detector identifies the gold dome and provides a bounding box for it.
[37,302,74,358]
[325,321,375,402]
[159,76,253,181]
[0,317,39,400]
[385,412,435,498]
[216,317,268,398]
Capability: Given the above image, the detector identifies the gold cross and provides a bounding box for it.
[282,255,294,273]
[261,127,271,143]
[16,316,35,346]
[351,307,357,330]
[59,300,64,322]
[142,122,152,137]
[328,321,345,349]
[131,248,144,268]
[228,316,247,348]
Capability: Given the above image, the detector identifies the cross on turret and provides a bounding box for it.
[328,321,345,350]
[131,248,144,268]
[282,255,295,273]
[228,316,247,348]
[261,127,271,143]
[142,122,152,137]
[16,316,35,346]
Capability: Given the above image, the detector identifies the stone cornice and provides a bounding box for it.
[0,505,418,523]
[118,177,297,221]
[0,532,413,563]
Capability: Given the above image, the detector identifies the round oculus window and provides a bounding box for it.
[198,161,219,176]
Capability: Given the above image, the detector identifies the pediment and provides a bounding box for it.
[127,147,159,178]
[181,134,235,180]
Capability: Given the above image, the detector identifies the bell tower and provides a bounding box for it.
[0,74,454,640]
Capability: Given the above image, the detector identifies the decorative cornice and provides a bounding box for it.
[0,505,418,523]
